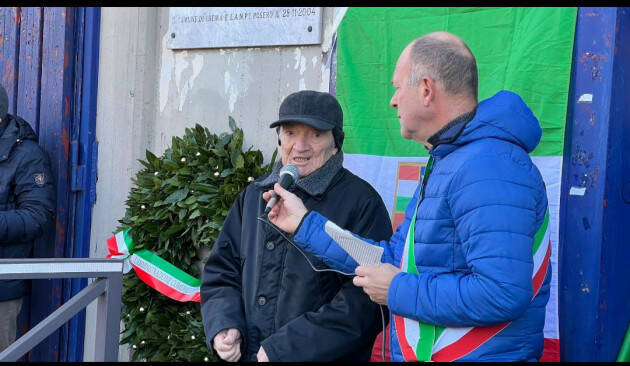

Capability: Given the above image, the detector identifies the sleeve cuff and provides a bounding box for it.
[294,210,312,236]
[387,272,420,319]
[259,338,279,362]
[294,210,327,246]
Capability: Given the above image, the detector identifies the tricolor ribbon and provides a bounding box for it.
[106,229,201,302]
[393,156,552,362]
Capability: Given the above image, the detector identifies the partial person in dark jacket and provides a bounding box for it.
[0,85,56,351]
[200,90,393,362]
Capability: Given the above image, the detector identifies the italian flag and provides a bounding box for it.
[335,7,577,361]
[392,163,427,229]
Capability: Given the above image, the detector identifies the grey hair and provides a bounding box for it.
[407,36,478,100]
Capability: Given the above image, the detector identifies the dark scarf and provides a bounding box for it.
[255,151,344,197]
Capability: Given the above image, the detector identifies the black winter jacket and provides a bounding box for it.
[0,114,56,301]
[201,155,393,361]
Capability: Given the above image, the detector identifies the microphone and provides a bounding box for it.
[264,164,299,214]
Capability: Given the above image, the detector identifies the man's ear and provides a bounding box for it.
[419,76,436,107]
[276,126,282,146]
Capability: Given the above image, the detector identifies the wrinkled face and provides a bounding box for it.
[279,123,338,178]
[389,53,431,143]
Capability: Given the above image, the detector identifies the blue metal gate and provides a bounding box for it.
[0,7,100,361]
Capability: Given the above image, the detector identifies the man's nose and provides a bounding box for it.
[390,95,398,109]
[293,135,309,150]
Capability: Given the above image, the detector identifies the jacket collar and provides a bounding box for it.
[255,151,344,197]
[427,108,477,148]
[427,108,476,157]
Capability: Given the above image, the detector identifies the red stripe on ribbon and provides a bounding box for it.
[540,338,560,362]
[131,263,200,303]
[394,315,417,361]
[106,235,121,258]
[432,322,509,362]
[532,239,551,298]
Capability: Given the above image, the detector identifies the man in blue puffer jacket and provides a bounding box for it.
[262,31,550,361]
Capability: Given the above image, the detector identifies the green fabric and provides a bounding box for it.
[337,7,577,157]
[395,196,412,211]
[618,324,630,362]
[417,322,434,361]
[532,210,550,255]
[122,228,134,251]
[406,207,419,274]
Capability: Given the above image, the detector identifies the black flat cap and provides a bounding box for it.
[270,90,343,131]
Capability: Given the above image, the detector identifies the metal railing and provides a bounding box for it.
[0,258,123,362]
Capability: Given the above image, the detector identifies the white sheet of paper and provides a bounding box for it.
[324,221,384,266]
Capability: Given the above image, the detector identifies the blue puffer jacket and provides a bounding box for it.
[294,91,550,361]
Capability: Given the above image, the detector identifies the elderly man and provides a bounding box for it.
[200,90,393,362]
[264,32,551,361]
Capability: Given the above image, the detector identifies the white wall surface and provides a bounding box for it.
[84,6,341,361]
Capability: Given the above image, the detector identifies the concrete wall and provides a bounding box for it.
[84,6,342,361]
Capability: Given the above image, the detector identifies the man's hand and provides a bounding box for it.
[353,264,402,305]
[257,346,269,362]
[262,183,308,234]
[213,328,242,362]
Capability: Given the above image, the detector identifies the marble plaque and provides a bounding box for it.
[168,7,322,49]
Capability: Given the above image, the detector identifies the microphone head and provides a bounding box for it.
[279,164,300,181]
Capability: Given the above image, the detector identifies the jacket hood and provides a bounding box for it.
[0,114,38,141]
[433,90,542,157]
[12,114,39,141]
[0,114,39,163]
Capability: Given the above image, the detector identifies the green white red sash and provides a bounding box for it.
[129,249,201,302]
[393,157,552,361]
[106,229,134,258]
[106,229,201,302]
